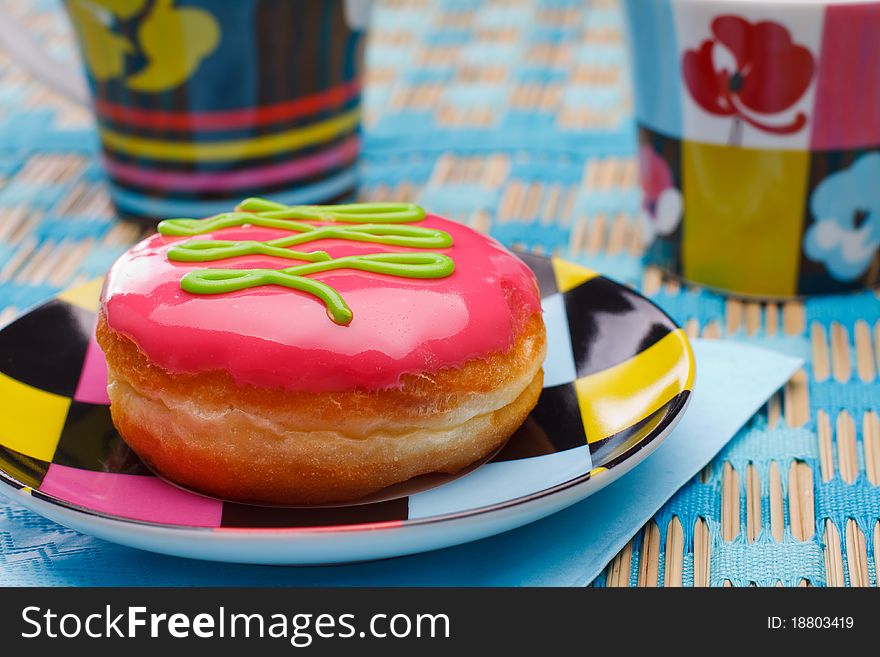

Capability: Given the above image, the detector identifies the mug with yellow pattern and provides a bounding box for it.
[3,0,370,222]
[624,0,880,297]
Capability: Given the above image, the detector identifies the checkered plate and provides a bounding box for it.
[0,255,694,564]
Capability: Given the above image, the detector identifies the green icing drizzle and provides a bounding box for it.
[158,200,426,236]
[181,253,454,325]
[162,199,454,326]
[167,223,451,262]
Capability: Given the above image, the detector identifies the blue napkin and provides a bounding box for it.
[0,339,801,586]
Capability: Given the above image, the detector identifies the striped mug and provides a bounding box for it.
[1,0,370,222]
[624,0,880,297]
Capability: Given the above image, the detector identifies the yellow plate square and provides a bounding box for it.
[574,329,693,443]
[0,372,70,462]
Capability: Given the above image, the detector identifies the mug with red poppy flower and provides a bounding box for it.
[624,0,880,297]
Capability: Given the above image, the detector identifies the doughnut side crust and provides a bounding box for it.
[97,313,546,505]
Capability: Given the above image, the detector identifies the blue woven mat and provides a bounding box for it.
[0,0,878,586]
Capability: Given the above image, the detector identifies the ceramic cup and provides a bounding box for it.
[623,0,880,296]
[0,0,371,222]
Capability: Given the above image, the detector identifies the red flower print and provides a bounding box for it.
[683,16,815,138]
[638,144,682,242]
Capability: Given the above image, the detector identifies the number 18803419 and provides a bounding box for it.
[768,617,854,630]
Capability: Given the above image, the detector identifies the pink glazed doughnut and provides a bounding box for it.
[96,200,545,504]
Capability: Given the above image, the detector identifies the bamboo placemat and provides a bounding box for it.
[0,0,878,586]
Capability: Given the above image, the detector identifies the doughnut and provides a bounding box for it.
[96,199,546,505]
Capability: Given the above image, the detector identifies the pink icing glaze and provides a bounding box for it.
[100,214,542,393]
